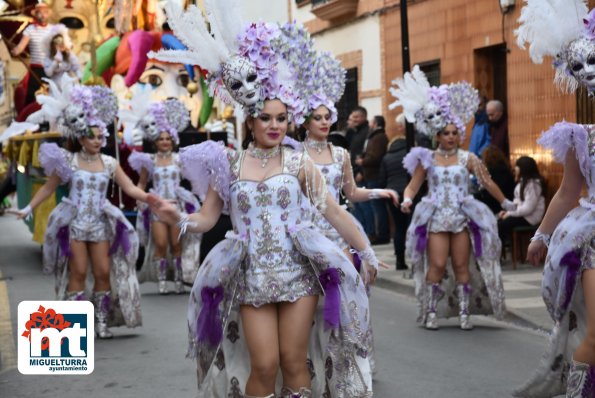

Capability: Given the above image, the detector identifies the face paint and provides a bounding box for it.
[221,56,260,106]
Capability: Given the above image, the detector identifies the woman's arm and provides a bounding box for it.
[115,165,148,202]
[527,149,584,265]
[400,165,426,213]
[342,151,399,204]
[534,151,583,234]
[43,57,58,77]
[468,154,507,204]
[148,186,223,234]
[16,173,61,219]
[136,168,148,191]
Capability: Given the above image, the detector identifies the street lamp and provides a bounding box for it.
[499,0,515,14]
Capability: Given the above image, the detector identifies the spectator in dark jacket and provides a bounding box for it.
[347,106,375,236]
[487,100,510,158]
[356,115,390,243]
[474,145,515,214]
[379,113,410,269]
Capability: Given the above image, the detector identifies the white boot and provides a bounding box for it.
[64,291,85,301]
[456,283,474,330]
[92,291,113,339]
[244,394,275,398]
[156,258,169,295]
[566,360,595,397]
[425,282,443,330]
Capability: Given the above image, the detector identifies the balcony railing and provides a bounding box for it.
[311,0,358,21]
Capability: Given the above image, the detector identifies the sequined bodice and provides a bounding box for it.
[229,148,305,264]
[69,167,111,225]
[314,145,345,203]
[152,157,181,200]
[427,151,470,210]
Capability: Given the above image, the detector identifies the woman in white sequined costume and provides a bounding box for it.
[390,66,512,331]
[513,1,595,396]
[14,78,146,339]
[147,4,379,395]
[124,96,201,295]
[151,99,377,398]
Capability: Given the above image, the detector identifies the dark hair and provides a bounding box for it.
[351,105,367,117]
[64,137,82,153]
[241,118,253,150]
[373,115,385,129]
[481,145,510,171]
[515,156,545,201]
[49,35,70,63]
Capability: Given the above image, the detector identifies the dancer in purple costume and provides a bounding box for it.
[514,1,595,396]
[14,76,146,339]
[390,66,513,331]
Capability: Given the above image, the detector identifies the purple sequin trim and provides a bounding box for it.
[196,285,225,347]
[415,224,428,253]
[109,221,131,256]
[319,268,341,329]
[57,225,72,257]
[560,249,582,318]
[467,220,482,258]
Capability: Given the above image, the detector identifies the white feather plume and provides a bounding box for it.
[388,65,431,123]
[26,77,73,125]
[0,121,40,143]
[203,0,243,55]
[149,1,231,73]
[515,0,588,64]
[118,87,152,132]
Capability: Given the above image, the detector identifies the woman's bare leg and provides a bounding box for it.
[278,296,318,391]
[67,240,89,292]
[241,303,280,396]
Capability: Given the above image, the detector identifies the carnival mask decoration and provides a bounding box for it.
[221,56,261,106]
[421,102,445,132]
[564,37,595,92]
[139,114,159,141]
[63,105,88,134]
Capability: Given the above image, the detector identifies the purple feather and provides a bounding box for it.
[467,220,482,258]
[57,225,72,257]
[184,202,195,214]
[142,207,150,232]
[463,282,472,295]
[560,250,582,316]
[538,122,590,180]
[319,268,341,329]
[352,250,361,273]
[128,151,154,177]
[180,141,231,205]
[402,147,433,175]
[100,293,111,313]
[583,364,595,396]
[415,224,428,253]
[281,135,303,151]
[109,221,131,255]
[38,143,72,184]
[196,285,225,347]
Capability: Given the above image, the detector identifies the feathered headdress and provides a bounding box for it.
[118,87,189,144]
[149,0,305,122]
[27,75,117,143]
[515,0,592,93]
[388,65,478,140]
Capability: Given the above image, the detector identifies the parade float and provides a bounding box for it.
[0,0,235,243]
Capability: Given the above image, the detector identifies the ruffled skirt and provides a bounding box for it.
[43,198,142,328]
[187,224,373,398]
[406,196,506,323]
[136,186,202,284]
[514,199,595,397]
